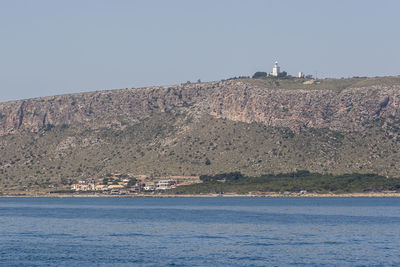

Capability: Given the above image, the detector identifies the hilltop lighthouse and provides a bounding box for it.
[271,61,280,77]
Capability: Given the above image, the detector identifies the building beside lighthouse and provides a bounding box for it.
[271,61,280,77]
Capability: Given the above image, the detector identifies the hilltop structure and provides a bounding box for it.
[267,61,303,78]
[271,61,280,77]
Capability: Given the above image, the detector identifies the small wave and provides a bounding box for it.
[108,233,152,237]
[193,235,225,239]
[245,242,275,247]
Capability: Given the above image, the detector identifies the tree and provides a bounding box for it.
[61,177,68,185]
[205,158,211,165]
[252,72,268,79]
[127,178,137,187]
[278,71,287,78]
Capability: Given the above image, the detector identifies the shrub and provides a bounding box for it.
[252,72,268,79]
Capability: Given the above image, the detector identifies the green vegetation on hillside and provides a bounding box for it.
[170,171,400,194]
[1,112,400,193]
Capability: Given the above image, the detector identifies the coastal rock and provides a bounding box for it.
[1,80,399,135]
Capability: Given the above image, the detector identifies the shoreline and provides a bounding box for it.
[1,192,400,198]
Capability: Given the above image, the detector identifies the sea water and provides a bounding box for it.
[0,197,399,266]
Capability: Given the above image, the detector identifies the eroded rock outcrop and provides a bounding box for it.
[207,82,400,132]
[0,79,400,135]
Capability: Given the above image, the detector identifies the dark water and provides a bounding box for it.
[0,197,399,266]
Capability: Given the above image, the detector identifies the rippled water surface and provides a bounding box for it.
[1,197,399,266]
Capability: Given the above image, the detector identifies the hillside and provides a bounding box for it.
[1,76,400,192]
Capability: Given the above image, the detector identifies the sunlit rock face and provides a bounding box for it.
[1,79,399,135]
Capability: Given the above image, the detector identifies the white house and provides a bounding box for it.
[156,180,177,190]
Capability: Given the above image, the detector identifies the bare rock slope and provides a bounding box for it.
[1,76,400,190]
[1,78,399,135]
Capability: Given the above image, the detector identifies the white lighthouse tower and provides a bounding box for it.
[271,61,280,77]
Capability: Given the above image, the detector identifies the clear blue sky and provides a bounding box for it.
[1,0,399,102]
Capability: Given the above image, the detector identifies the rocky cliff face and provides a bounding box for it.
[1,79,399,135]
[1,77,400,190]
[0,84,207,135]
[207,82,400,132]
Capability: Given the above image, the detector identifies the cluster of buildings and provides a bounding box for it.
[269,61,305,78]
[71,174,179,195]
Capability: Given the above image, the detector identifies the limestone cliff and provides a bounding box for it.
[1,76,400,190]
[1,78,399,135]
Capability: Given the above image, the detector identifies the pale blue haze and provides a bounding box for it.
[1,197,400,266]
[0,0,399,102]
